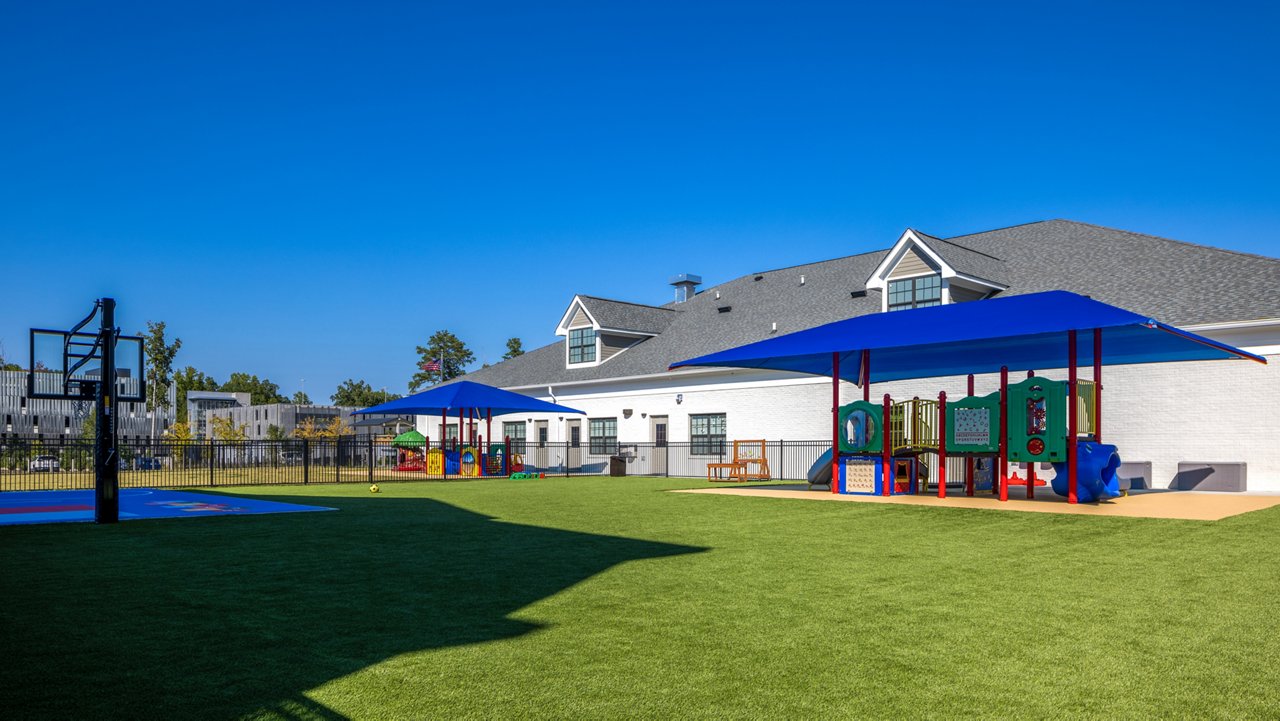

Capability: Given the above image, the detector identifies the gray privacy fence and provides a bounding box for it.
[0,437,834,492]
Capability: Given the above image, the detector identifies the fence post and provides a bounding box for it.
[564,441,569,478]
[778,440,784,481]
[367,436,374,484]
[303,439,310,484]
[208,437,215,487]
[665,442,670,478]
[335,439,341,484]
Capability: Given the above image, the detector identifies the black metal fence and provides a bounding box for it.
[0,436,834,492]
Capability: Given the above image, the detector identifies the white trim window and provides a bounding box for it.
[503,421,527,453]
[887,275,942,311]
[568,328,597,364]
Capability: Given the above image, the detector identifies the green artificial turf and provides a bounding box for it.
[2,477,1279,719]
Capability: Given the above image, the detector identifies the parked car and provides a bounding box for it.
[29,455,61,473]
[133,456,164,471]
[280,451,303,465]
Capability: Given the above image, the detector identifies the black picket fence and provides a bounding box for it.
[0,436,834,492]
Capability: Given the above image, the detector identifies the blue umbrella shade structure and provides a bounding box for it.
[351,380,586,417]
[670,291,1265,383]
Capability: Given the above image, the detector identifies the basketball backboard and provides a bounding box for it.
[28,328,146,403]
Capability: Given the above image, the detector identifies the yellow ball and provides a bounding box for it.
[369,484,380,493]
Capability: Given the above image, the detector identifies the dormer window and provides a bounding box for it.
[887,275,941,311]
[568,328,597,364]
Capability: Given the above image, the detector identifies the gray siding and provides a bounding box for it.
[600,334,637,362]
[949,285,988,303]
[888,246,939,279]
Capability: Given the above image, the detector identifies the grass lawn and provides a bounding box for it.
[2,476,1279,719]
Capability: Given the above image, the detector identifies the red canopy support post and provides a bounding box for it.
[861,350,870,402]
[457,408,463,451]
[1067,330,1079,504]
[1024,371,1035,499]
[965,373,975,496]
[831,352,840,495]
[999,366,1009,502]
[486,408,492,451]
[1093,327,1103,443]
[937,391,947,499]
[881,393,892,496]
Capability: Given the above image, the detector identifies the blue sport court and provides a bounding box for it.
[0,488,335,526]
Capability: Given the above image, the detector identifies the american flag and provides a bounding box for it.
[421,358,442,372]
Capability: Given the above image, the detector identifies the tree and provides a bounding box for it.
[173,366,220,424]
[322,417,353,439]
[166,421,194,444]
[141,321,182,440]
[410,330,474,391]
[291,391,311,405]
[209,415,247,442]
[0,340,21,371]
[503,337,524,360]
[331,379,401,408]
[220,373,288,406]
[265,424,286,441]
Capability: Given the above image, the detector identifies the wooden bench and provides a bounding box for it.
[706,440,772,482]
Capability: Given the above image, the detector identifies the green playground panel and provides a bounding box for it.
[945,391,1001,454]
[838,400,883,454]
[1006,376,1068,463]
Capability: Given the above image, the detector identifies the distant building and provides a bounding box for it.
[1,369,175,440]
[205,404,403,440]
[187,391,251,439]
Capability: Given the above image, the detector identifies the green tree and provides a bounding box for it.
[141,321,182,439]
[220,373,288,405]
[265,424,286,441]
[291,391,311,405]
[209,415,247,442]
[332,379,402,408]
[503,337,524,360]
[410,330,474,391]
[173,366,220,424]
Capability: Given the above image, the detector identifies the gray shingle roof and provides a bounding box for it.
[463,220,1280,389]
[577,296,678,334]
[914,231,1010,286]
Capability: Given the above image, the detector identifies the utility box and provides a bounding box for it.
[609,456,627,477]
[1174,462,1246,492]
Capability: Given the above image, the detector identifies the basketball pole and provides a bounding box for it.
[94,298,120,524]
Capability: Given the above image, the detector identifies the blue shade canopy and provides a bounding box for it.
[351,380,586,417]
[670,291,1265,384]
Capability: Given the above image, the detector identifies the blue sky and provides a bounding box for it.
[2,1,1277,401]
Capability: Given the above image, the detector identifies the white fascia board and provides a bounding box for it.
[596,327,658,337]
[949,272,1007,291]
[865,229,953,291]
[554,296,600,336]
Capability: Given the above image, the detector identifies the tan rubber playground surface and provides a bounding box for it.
[674,484,1280,521]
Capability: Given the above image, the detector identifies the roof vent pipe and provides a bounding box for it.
[800,274,806,285]
[669,273,702,303]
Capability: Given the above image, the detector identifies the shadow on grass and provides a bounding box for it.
[0,493,704,719]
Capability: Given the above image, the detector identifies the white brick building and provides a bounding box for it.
[423,220,1280,491]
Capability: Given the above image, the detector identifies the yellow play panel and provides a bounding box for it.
[673,484,1280,521]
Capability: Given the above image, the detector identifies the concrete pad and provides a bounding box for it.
[672,484,1280,521]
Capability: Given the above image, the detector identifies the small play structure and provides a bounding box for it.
[673,291,1265,505]
[352,380,583,480]
[393,430,427,471]
[706,439,772,482]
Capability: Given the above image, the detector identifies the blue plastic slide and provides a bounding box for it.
[1051,441,1122,503]
[807,448,834,487]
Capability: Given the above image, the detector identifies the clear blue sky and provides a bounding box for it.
[2,1,1277,401]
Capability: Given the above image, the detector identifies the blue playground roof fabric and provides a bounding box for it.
[670,291,1266,383]
[351,380,586,417]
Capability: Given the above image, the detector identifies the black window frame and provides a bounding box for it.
[690,413,726,456]
[588,417,617,455]
[503,421,527,454]
[887,275,942,311]
[568,328,597,364]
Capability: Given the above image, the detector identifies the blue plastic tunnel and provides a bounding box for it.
[1051,441,1122,503]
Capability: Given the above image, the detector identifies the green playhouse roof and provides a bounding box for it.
[391,429,426,447]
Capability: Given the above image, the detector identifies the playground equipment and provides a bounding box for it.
[804,364,1120,503]
[706,440,772,482]
[393,430,427,472]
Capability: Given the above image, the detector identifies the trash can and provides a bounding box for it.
[609,456,627,477]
